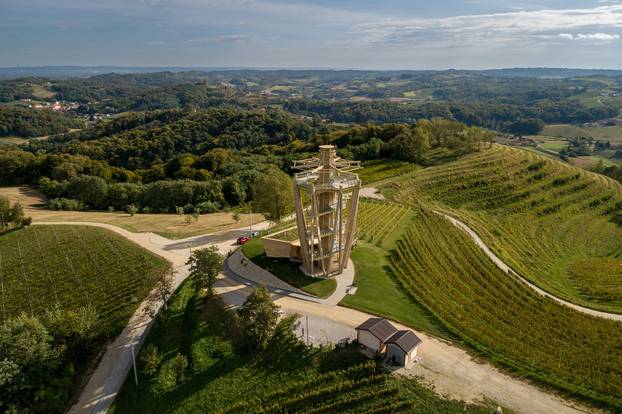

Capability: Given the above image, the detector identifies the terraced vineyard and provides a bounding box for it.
[358,159,418,184]
[390,209,622,410]
[394,145,622,312]
[357,200,413,249]
[0,225,169,330]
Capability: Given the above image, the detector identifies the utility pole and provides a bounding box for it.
[249,207,253,235]
[131,343,138,386]
[306,315,309,345]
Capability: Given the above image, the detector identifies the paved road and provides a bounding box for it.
[38,220,597,414]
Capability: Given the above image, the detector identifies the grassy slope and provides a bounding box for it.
[391,145,622,313]
[111,277,500,414]
[390,209,622,411]
[543,124,622,144]
[242,237,336,298]
[0,225,169,331]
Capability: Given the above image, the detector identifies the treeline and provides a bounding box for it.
[41,176,225,213]
[0,107,82,137]
[284,99,618,133]
[1,108,489,213]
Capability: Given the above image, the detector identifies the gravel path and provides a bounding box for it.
[436,211,622,322]
[38,220,598,414]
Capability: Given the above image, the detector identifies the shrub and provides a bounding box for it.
[48,198,83,211]
[140,344,162,377]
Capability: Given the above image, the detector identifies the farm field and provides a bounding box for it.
[0,225,170,331]
[392,145,622,313]
[0,186,264,239]
[356,200,414,249]
[389,209,622,411]
[358,159,418,185]
[542,123,622,143]
[111,277,498,414]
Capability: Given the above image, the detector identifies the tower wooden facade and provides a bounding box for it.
[292,145,361,278]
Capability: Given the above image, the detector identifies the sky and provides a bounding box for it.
[1,0,622,69]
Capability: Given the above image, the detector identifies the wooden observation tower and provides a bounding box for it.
[292,145,361,278]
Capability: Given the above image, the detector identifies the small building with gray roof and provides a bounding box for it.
[355,317,423,366]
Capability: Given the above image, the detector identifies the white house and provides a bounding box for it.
[355,318,398,354]
[385,330,422,366]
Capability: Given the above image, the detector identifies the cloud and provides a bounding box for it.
[351,5,622,47]
[558,32,620,40]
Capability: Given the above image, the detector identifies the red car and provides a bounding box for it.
[237,235,251,245]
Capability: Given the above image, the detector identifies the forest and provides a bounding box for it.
[0,108,487,213]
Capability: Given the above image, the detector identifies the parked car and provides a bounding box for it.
[250,231,260,237]
[237,235,251,245]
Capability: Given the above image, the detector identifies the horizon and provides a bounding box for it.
[2,0,622,69]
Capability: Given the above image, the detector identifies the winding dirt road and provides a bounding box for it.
[37,220,598,414]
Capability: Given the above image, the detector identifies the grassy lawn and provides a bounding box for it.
[111,276,500,414]
[340,242,449,339]
[0,186,264,239]
[242,238,337,298]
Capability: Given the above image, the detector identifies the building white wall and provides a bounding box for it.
[386,344,418,366]
[357,330,382,353]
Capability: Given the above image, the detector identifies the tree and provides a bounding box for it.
[508,119,545,137]
[43,305,99,360]
[127,204,138,216]
[252,166,293,222]
[237,286,280,351]
[0,314,62,413]
[389,128,430,163]
[9,202,24,228]
[143,267,175,316]
[186,246,224,295]
[232,212,241,223]
[0,196,10,231]
[172,353,188,384]
[140,344,162,377]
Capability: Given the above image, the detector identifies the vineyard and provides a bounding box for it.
[358,159,418,185]
[357,200,413,249]
[0,225,169,331]
[112,278,497,414]
[390,209,622,410]
[393,144,622,312]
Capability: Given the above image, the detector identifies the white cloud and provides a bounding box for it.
[559,32,620,40]
[351,5,622,47]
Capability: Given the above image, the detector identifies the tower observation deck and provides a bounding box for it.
[292,145,361,278]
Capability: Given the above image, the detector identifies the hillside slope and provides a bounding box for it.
[393,145,622,313]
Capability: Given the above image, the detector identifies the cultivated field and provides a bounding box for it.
[357,200,414,249]
[390,209,622,410]
[358,159,418,185]
[0,225,169,330]
[543,124,622,143]
[393,145,622,313]
[111,278,497,414]
[1,186,264,239]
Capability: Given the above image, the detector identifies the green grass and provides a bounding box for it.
[392,145,622,313]
[111,276,501,414]
[543,124,622,143]
[389,209,622,411]
[0,225,170,331]
[340,242,448,339]
[242,238,336,298]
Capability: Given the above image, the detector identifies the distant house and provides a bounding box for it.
[385,330,422,366]
[355,318,398,354]
[355,317,423,366]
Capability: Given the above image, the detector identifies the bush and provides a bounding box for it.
[190,336,234,374]
[48,198,83,211]
[196,201,220,214]
[140,344,162,377]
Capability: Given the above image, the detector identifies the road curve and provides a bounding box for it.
[435,211,622,322]
[34,220,594,414]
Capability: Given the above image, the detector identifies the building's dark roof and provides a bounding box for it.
[355,318,398,342]
[385,330,423,354]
